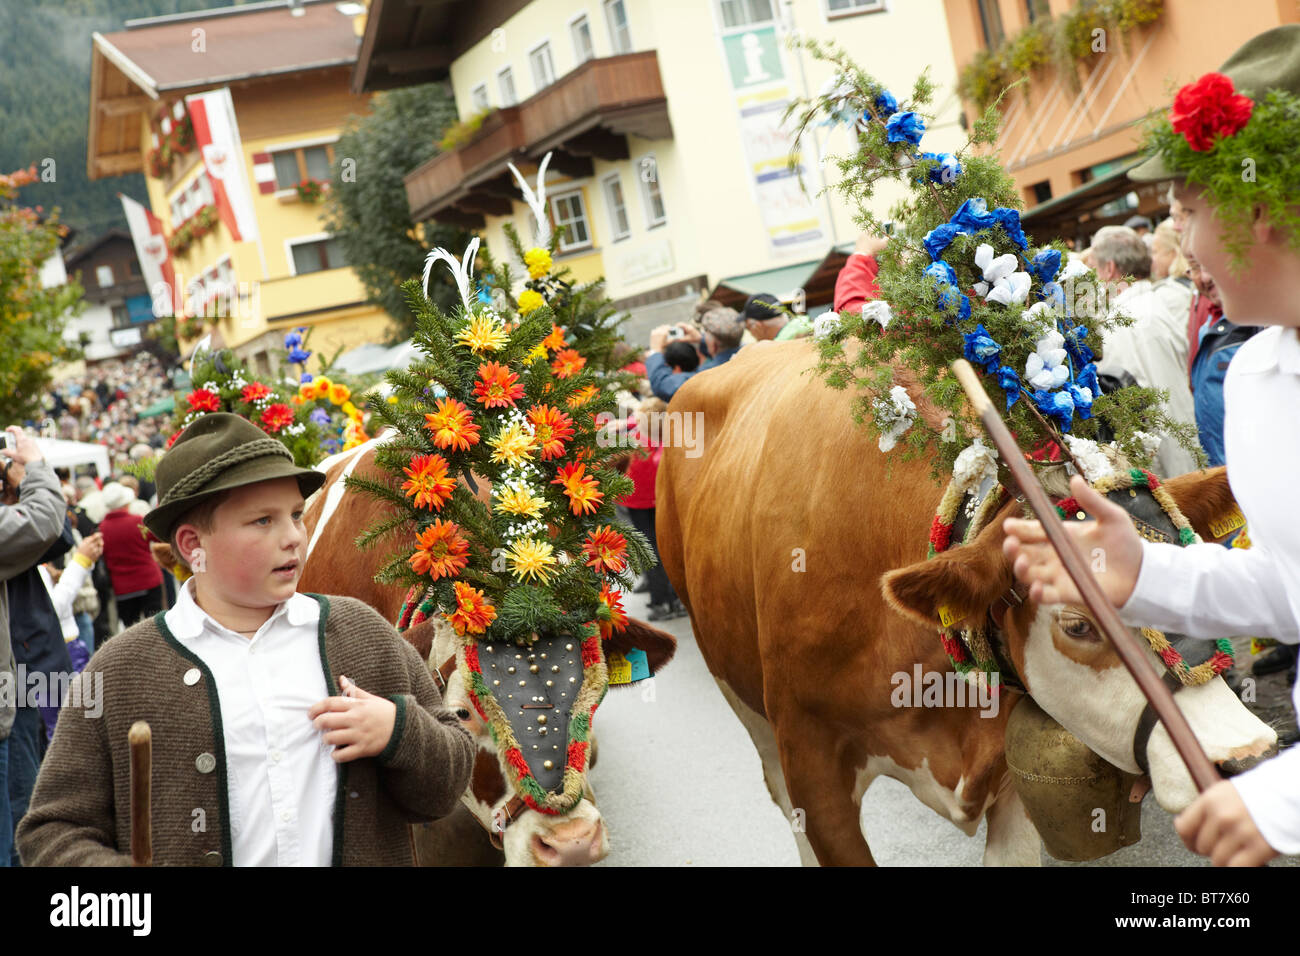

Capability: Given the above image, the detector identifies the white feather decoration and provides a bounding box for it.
[507,151,553,245]
[422,236,481,311]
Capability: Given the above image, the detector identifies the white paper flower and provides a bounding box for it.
[972,243,1018,298]
[952,437,999,491]
[1060,255,1092,282]
[1025,328,1070,390]
[861,299,893,330]
[1131,430,1164,463]
[1063,435,1115,483]
[812,312,842,341]
[986,271,1033,306]
[874,385,916,453]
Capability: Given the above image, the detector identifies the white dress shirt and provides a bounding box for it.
[1121,324,1300,854]
[164,579,338,866]
[1098,279,1200,477]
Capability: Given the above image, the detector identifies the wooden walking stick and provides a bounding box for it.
[128,721,153,866]
[951,359,1220,793]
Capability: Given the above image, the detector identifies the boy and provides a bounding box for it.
[17,413,475,865]
[1003,26,1300,867]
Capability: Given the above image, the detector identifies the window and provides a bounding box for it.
[270,142,337,189]
[602,174,630,241]
[719,0,774,27]
[169,173,214,225]
[471,83,490,112]
[289,237,346,275]
[96,265,115,288]
[977,0,1006,48]
[604,0,632,54]
[1029,180,1053,204]
[529,41,557,92]
[110,304,130,328]
[637,154,666,228]
[497,67,518,106]
[825,0,884,16]
[549,191,592,252]
[571,14,595,64]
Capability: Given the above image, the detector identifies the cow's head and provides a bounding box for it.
[882,467,1276,814]
[409,616,676,866]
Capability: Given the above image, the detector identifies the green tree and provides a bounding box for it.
[0,167,84,423]
[323,83,469,344]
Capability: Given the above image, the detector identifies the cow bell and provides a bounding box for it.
[1004,697,1143,862]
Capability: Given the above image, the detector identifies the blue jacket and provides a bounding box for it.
[1190,317,1260,467]
[646,346,741,402]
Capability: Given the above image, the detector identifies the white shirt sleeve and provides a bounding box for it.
[1231,746,1300,856]
[1119,539,1300,644]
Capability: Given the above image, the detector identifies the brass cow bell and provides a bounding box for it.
[1005,697,1144,861]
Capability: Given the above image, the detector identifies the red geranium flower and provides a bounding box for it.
[186,388,220,412]
[259,403,295,433]
[241,382,271,402]
[1170,72,1254,152]
[165,429,183,449]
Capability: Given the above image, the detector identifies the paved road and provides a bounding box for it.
[590,587,1299,867]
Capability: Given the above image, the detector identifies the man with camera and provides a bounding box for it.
[645,303,745,403]
[0,426,69,865]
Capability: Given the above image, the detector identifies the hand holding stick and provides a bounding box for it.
[950,359,1220,793]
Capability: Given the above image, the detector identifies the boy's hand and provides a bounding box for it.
[1002,475,1144,608]
[308,675,396,763]
[1174,781,1279,866]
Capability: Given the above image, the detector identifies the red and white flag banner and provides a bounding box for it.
[185,87,260,243]
[119,193,177,317]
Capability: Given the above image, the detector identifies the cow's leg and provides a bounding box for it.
[982,775,1041,867]
[713,678,819,866]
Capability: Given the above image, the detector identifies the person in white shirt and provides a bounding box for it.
[1002,25,1300,867]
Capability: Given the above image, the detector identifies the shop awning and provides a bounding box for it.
[710,241,855,312]
[137,396,174,419]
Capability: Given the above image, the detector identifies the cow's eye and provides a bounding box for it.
[1058,615,1096,641]
[454,707,471,721]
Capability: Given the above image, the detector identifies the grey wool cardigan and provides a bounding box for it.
[17,594,475,866]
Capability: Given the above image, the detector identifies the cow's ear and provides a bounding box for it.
[605,617,677,678]
[402,620,436,663]
[1160,466,1239,542]
[881,531,1013,630]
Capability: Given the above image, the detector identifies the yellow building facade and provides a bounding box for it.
[88,1,393,377]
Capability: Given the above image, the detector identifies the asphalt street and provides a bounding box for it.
[590,586,1299,867]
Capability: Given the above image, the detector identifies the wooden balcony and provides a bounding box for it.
[405,51,672,226]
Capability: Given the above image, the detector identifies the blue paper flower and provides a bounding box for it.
[300,372,313,384]
[950,198,994,233]
[923,224,962,261]
[925,260,958,289]
[1075,361,1100,398]
[1032,389,1076,432]
[1040,280,1066,310]
[874,89,899,117]
[915,152,961,185]
[287,347,312,365]
[963,324,1002,374]
[1066,383,1094,420]
[996,365,1022,410]
[1029,248,1062,285]
[990,207,1028,250]
[309,408,332,426]
[1064,326,1094,368]
[284,330,302,349]
[885,111,925,145]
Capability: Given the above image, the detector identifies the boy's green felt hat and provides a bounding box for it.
[1130,24,1300,182]
[144,412,325,540]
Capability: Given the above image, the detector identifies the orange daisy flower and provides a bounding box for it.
[595,582,628,640]
[423,398,481,452]
[525,404,575,460]
[581,525,627,573]
[566,384,600,409]
[550,348,586,379]
[551,461,604,515]
[401,453,456,511]
[446,581,497,635]
[241,382,271,402]
[472,361,525,409]
[408,518,471,580]
[542,324,567,353]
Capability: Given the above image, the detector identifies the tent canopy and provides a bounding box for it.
[331,339,422,376]
[138,396,175,418]
[34,438,111,477]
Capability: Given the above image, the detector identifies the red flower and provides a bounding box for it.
[259,403,295,433]
[401,453,456,511]
[472,361,525,409]
[1170,72,1254,152]
[550,348,586,379]
[928,515,952,552]
[186,388,220,413]
[165,429,183,449]
[581,525,628,573]
[552,461,604,515]
[525,404,575,461]
[593,583,627,640]
[241,382,271,402]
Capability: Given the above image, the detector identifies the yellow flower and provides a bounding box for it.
[455,314,509,354]
[487,421,536,467]
[328,382,351,405]
[312,377,332,400]
[516,289,544,316]
[386,395,400,404]
[524,247,553,280]
[494,482,547,519]
[526,343,548,365]
[341,400,358,418]
[506,537,557,584]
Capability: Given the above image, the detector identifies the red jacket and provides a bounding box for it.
[833,253,881,314]
[620,421,661,510]
[99,509,163,595]
[1186,293,1222,375]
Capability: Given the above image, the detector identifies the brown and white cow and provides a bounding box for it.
[298,435,676,866]
[656,339,1276,866]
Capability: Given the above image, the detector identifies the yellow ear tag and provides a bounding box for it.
[607,652,632,685]
[938,605,956,628]
[1208,507,1246,540]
